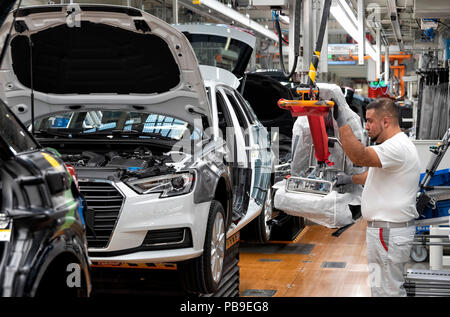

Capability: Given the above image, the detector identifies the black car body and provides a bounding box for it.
[0,99,91,297]
[0,1,90,296]
[239,72,296,163]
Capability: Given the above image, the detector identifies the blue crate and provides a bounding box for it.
[420,168,450,186]
[417,169,450,228]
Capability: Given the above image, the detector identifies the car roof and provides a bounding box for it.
[200,65,240,90]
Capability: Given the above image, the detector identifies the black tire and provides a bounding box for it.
[179,200,226,294]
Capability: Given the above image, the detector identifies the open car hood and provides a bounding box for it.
[0,0,16,29]
[0,4,211,127]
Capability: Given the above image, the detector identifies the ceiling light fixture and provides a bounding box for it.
[330,0,377,60]
[195,0,278,41]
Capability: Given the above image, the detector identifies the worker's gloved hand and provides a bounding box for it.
[332,98,349,127]
[336,172,353,186]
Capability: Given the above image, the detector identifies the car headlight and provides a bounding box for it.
[127,172,195,197]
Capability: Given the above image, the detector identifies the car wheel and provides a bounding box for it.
[179,200,226,294]
[242,186,273,244]
[255,186,274,243]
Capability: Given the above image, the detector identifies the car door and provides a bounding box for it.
[224,88,273,207]
[211,86,251,223]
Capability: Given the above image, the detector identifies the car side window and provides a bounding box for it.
[235,91,258,125]
[216,91,233,140]
[224,90,249,129]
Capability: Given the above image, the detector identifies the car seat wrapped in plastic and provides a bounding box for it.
[273,83,367,228]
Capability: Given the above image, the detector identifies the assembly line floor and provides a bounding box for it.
[89,217,436,297]
[239,218,372,297]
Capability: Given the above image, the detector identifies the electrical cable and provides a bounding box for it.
[306,0,332,89]
[272,11,288,44]
[276,18,298,79]
[273,10,299,80]
[273,20,289,44]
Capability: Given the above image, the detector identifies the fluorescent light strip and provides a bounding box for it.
[198,0,279,42]
[357,0,365,65]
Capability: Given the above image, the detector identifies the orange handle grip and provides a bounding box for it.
[278,99,335,108]
[277,99,334,117]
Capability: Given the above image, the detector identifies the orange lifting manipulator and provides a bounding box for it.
[278,97,335,167]
[277,0,335,167]
[278,87,334,117]
[277,99,335,117]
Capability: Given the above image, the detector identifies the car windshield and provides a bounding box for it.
[0,100,39,154]
[34,110,202,141]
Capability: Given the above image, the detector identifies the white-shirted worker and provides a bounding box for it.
[334,97,420,297]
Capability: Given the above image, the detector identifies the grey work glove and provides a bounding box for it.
[336,172,353,186]
[332,98,350,127]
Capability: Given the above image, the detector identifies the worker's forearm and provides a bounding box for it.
[338,125,366,165]
[338,125,382,167]
[352,170,368,185]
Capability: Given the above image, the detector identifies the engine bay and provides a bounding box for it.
[61,146,161,169]
[41,141,191,180]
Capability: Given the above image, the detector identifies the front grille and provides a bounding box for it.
[79,181,123,248]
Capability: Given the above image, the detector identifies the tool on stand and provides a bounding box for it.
[416,127,450,218]
[410,128,450,264]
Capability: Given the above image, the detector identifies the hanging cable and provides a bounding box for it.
[272,9,300,80]
[272,11,289,44]
[306,0,332,90]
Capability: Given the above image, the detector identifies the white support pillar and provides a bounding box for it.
[300,0,314,76]
[376,27,381,79]
[173,0,179,24]
[429,225,450,270]
[367,58,376,81]
[357,0,365,65]
[430,226,444,270]
[384,44,389,84]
